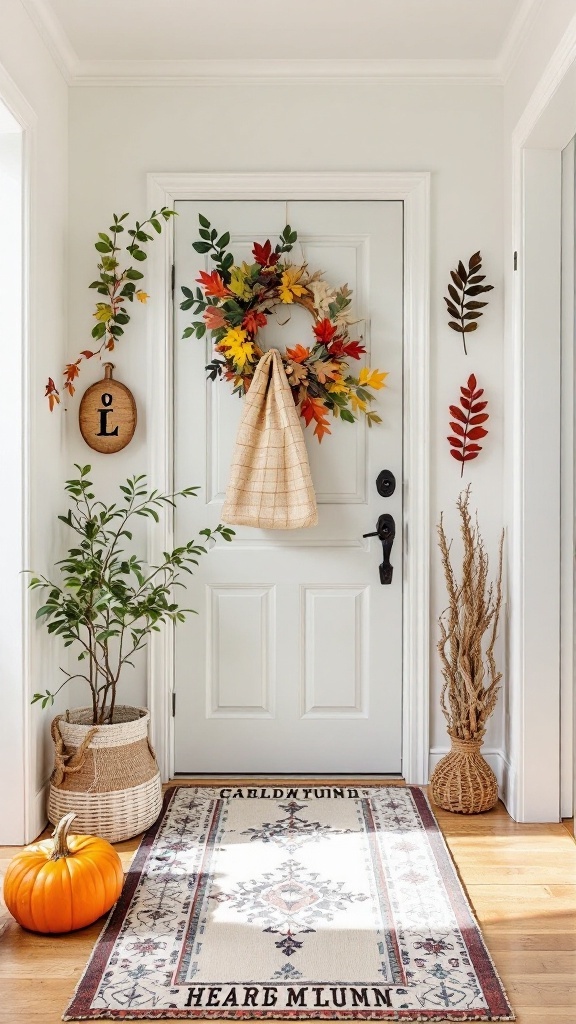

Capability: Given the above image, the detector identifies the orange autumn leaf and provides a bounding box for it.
[196,270,230,298]
[45,377,60,410]
[65,362,81,383]
[203,305,228,330]
[300,395,331,442]
[286,344,310,364]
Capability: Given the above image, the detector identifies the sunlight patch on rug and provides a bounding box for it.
[64,786,514,1021]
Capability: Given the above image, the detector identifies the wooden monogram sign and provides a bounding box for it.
[79,363,137,454]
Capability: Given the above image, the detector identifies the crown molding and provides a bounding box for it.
[20,0,78,84]
[496,0,546,82]
[71,57,499,86]
[18,0,543,86]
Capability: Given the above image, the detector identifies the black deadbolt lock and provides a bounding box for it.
[376,469,396,498]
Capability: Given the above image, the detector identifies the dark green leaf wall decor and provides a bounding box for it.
[444,251,493,355]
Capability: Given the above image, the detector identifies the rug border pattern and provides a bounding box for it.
[63,786,515,1022]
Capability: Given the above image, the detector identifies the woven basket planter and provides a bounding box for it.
[47,705,162,843]
[430,734,498,814]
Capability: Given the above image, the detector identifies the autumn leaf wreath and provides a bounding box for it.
[181,216,388,441]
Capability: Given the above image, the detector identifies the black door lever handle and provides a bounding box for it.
[363,514,396,585]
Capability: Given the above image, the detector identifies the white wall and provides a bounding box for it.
[68,79,506,782]
[0,0,68,842]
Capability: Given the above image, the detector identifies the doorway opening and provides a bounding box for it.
[0,94,26,842]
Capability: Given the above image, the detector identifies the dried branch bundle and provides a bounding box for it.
[437,486,504,741]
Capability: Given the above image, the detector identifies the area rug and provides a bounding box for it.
[64,785,514,1021]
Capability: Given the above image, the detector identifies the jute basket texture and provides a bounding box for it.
[221,348,318,530]
[47,705,162,843]
[430,734,498,814]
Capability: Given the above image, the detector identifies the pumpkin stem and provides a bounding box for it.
[51,812,77,859]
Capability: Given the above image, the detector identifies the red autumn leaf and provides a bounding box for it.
[467,426,488,440]
[81,350,95,359]
[286,344,310,364]
[341,339,366,360]
[242,309,268,335]
[196,270,230,298]
[447,373,489,476]
[449,405,467,423]
[313,318,337,345]
[252,239,280,267]
[450,422,466,437]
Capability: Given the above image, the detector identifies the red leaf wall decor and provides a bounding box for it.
[448,374,489,476]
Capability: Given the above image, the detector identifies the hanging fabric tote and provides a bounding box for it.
[222,348,318,529]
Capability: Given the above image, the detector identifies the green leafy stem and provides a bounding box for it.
[29,464,233,724]
[45,207,177,409]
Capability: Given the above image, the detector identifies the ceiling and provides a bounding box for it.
[21,0,540,81]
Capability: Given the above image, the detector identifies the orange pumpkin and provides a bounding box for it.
[3,812,124,933]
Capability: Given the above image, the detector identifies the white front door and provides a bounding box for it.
[173,200,403,774]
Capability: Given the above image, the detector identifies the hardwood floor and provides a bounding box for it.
[1,781,575,1023]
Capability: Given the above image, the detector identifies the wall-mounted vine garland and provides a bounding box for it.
[181,215,388,442]
[45,207,175,409]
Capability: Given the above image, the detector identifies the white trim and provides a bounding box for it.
[512,12,576,150]
[0,61,37,843]
[16,0,544,86]
[428,747,512,810]
[508,15,576,822]
[560,139,574,820]
[146,171,430,786]
[497,0,546,82]
[20,0,78,85]
[73,58,498,86]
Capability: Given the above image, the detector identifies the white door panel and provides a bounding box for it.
[173,200,403,773]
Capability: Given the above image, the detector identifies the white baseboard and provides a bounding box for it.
[428,747,514,817]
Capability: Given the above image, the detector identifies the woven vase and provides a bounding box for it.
[47,705,162,843]
[430,734,498,814]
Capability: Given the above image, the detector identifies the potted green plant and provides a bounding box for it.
[30,465,233,841]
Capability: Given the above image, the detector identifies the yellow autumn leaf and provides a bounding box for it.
[358,367,388,390]
[93,303,113,322]
[280,266,307,304]
[228,263,253,301]
[350,392,368,413]
[221,327,255,370]
[136,290,149,304]
[327,379,350,395]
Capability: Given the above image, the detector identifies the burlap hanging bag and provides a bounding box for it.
[47,705,162,843]
[222,348,318,530]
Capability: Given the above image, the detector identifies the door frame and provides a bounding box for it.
[145,171,431,784]
[506,15,576,821]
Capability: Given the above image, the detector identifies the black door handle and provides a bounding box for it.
[363,514,396,585]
